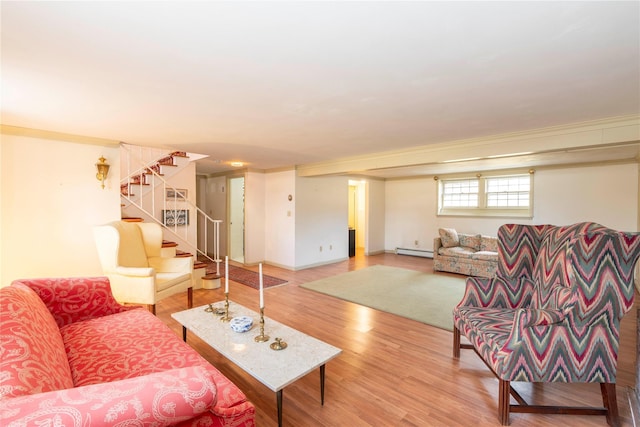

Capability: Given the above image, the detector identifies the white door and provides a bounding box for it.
[229,176,245,263]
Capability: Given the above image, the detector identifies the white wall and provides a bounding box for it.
[264,170,296,268]
[295,174,349,269]
[365,178,386,255]
[1,134,121,285]
[244,171,265,264]
[385,163,639,253]
[534,164,637,230]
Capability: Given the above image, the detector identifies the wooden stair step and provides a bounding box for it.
[162,240,178,248]
[203,273,221,280]
[122,217,143,222]
[175,250,192,257]
[194,261,208,269]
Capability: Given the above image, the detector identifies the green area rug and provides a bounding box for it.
[299,265,466,331]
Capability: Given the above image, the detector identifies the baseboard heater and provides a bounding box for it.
[395,248,433,258]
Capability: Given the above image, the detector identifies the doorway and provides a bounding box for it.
[348,180,366,253]
[228,176,245,264]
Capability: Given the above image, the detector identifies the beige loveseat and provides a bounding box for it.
[433,228,498,278]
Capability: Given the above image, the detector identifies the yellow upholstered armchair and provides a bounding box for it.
[93,221,193,314]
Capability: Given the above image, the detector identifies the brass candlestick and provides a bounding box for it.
[254,307,269,342]
[205,303,225,316]
[220,293,231,322]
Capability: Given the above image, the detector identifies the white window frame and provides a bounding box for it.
[437,172,533,218]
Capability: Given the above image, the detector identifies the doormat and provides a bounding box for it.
[201,259,288,289]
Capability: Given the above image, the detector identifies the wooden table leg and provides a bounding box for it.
[320,364,326,405]
[277,389,283,427]
[182,326,187,342]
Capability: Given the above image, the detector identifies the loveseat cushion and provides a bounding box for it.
[438,246,476,259]
[480,235,498,252]
[0,283,74,398]
[472,251,498,261]
[453,306,515,368]
[459,234,481,251]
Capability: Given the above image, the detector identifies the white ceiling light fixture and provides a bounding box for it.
[230,161,244,167]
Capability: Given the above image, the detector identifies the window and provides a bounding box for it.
[441,179,479,208]
[438,173,532,217]
[486,176,530,208]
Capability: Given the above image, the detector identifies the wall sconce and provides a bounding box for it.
[95,156,110,189]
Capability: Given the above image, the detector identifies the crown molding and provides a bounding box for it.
[296,115,640,177]
[0,125,121,146]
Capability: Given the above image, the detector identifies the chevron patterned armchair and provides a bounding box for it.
[453,222,640,427]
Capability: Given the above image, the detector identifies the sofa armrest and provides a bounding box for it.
[11,277,132,328]
[456,276,534,309]
[433,237,443,259]
[0,366,217,426]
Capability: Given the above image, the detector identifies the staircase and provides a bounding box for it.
[119,144,222,286]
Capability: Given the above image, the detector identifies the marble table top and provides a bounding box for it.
[172,300,342,392]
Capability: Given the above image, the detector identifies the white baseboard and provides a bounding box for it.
[395,248,433,258]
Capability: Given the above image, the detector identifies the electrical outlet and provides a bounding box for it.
[319,245,323,252]
[415,240,419,246]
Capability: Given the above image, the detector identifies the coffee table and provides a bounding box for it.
[172,300,342,426]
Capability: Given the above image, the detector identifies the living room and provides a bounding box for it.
[1,2,639,426]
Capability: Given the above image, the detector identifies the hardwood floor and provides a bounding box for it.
[156,251,638,426]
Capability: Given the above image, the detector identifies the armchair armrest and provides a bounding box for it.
[149,256,193,274]
[502,308,565,354]
[515,307,565,328]
[0,366,217,425]
[114,266,155,277]
[456,276,535,309]
[10,277,131,328]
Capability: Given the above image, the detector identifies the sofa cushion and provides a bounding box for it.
[61,308,211,385]
[60,307,252,418]
[438,246,476,259]
[439,228,459,248]
[459,234,481,251]
[0,283,74,398]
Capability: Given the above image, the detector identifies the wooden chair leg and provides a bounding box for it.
[601,383,620,427]
[150,304,156,315]
[187,287,193,308]
[453,327,461,358]
[499,379,511,425]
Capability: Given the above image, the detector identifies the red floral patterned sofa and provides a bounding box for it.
[0,277,255,426]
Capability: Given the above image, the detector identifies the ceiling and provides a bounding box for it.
[2,2,639,178]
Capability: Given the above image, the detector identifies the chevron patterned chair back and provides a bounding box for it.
[453,222,640,427]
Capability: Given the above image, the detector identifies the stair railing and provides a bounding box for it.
[120,143,222,275]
